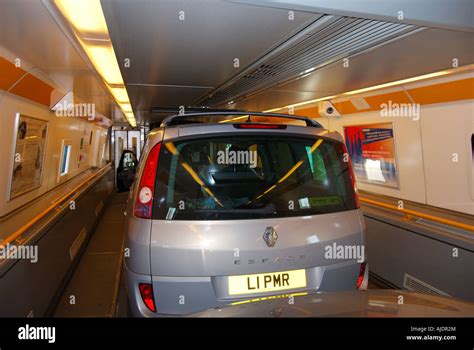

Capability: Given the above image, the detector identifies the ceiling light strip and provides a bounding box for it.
[55,0,136,127]
[263,65,474,113]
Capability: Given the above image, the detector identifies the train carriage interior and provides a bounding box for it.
[0,0,473,344]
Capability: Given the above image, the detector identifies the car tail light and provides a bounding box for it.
[357,262,367,289]
[342,144,360,209]
[134,142,161,218]
[138,283,156,312]
[233,123,286,129]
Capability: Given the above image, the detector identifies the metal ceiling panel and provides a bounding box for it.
[100,0,473,125]
[103,0,319,86]
[102,0,321,123]
[232,89,331,111]
[126,84,214,111]
[231,0,474,33]
[198,15,417,107]
[234,27,474,111]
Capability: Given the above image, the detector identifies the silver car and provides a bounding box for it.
[124,112,368,317]
[190,290,474,317]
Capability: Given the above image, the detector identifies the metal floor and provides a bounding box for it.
[53,191,387,317]
[54,192,128,317]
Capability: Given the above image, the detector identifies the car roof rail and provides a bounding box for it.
[160,111,322,128]
[151,107,246,114]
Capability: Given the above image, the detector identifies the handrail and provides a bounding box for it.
[359,197,474,233]
[1,164,112,247]
[2,174,470,247]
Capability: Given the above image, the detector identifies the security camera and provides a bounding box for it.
[319,101,341,117]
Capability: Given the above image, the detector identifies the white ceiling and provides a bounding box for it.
[102,0,474,125]
[3,0,470,127]
[0,0,115,118]
[102,0,321,123]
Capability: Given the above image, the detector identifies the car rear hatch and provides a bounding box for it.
[149,124,364,297]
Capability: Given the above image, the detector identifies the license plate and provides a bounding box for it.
[228,269,306,295]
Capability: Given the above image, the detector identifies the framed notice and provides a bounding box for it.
[343,123,399,188]
[9,114,48,199]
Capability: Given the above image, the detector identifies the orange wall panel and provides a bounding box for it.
[332,100,359,114]
[364,91,412,109]
[1,55,59,107]
[294,106,320,118]
[407,78,474,105]
[9,73,55,107]
[0,56,25,91]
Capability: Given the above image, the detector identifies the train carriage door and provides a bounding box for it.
[128,130,141,160]
[113,129,142,187]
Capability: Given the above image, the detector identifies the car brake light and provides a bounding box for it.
[138,283,156,312]
[357,262,367,289]
[342,144,360,209]
[233,123,286,129]
[134,142,161,218]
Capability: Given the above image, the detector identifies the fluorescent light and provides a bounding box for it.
[110,87,130,103]
[55,0,108,35]
[84,45,124,85]
[297,73,312,79]
[342,70,452,96]
[263,66,472,113]
[55,0,158,128]
[121,103,132,113]
[127,114,137,127]
[301,67,315,75]
[125,112,135,121]
[264,95,336,113]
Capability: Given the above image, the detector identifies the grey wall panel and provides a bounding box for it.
[366,216,474,302]
[0,169,114,317]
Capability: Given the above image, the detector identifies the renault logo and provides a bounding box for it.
[263,226,278,247]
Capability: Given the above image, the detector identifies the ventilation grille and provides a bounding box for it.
[198,15,417,107]
[403,273,449,296]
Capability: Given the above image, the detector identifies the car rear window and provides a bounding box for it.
[152,135,357,220]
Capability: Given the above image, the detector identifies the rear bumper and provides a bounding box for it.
[125,260,365,317]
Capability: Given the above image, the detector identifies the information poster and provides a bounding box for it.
[10,115,48,199]
[344,123,398,188]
